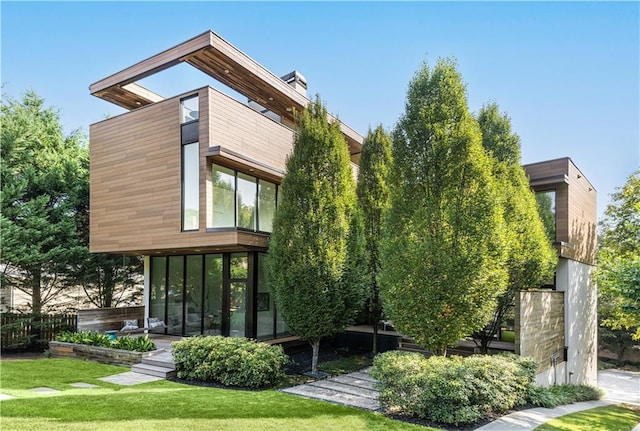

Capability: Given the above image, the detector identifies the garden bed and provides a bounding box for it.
[49,341,151,367]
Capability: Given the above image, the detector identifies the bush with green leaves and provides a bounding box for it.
[55,331,156,352]
[172,336,288,388]
[527,384,603,408]
[371,351,537,425]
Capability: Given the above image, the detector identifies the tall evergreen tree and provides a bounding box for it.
[380,59,508,356]
[474,103,557,352]
[268,97,367,375]
[356,125,392,355]
[1,91,87,317]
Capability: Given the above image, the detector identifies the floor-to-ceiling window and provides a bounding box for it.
[150,252,286,339]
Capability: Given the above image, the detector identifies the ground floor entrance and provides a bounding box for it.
[149,252,289,340]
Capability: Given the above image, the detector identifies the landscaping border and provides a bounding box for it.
[49,341,149,367]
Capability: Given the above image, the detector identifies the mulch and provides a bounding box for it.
[1,351,46,361]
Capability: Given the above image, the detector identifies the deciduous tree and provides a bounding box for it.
[268,97,367,374]
[356,125,392,355]
[474,103,557,353]
[595,170,640,340]
[380,59,508,356]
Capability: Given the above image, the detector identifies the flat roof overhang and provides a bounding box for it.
[90,30,363,158]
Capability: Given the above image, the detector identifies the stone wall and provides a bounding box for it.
[49,341,145,367]
[516,290,565,377]
[77,306,144,332]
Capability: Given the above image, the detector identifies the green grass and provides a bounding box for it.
[0,358,432,431]
[535,404,640,431]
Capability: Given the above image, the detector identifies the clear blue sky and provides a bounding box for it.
[2,1,638,218]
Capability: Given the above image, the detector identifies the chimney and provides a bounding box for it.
[281,71,307,96]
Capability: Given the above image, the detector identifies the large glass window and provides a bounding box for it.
[181,96,199,123]
[150,257,166,328]
[204,254,223,335]
[210,163,277,232]
[182,142,199,231]
[184,255,203,336]
[212,164,236,228]
[258,180,276,232]
[167,256,184,336]
[257,253,274,340]
[229,253,248,338]
[536,190,556,242]
[237,173,257,230]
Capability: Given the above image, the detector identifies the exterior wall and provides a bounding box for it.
[90,86,293,255]
[523,158,597,265]
[556,258,598,385]
[516,290,565,384]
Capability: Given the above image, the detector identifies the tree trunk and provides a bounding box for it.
[30,269,42,346]
[310,338,321,376]
[103,267,115,308]
[372,324,379,356]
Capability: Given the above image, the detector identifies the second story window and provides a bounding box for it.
[210,163,277,233]
[181,95,199,123]
[536,190,556,243]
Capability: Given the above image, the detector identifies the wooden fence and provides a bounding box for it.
[1,313,77,349]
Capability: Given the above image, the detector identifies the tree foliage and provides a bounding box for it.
[1,91,87,315]
[1,91,143,315]
[380,59,508,355]
[356,125,393,354]
[595,170,640,340]
[268,97,367,374]
[474,103,557,352]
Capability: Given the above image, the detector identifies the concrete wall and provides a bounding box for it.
[556,258,598,385]
[516,290,566,385]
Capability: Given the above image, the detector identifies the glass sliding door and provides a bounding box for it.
[150,257,166,332]
[256,253,274,340]
[167,256,184,335]
[204,254,223,335]
[184,255,203,335]
[229,253,248,338]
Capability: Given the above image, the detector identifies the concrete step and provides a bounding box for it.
[142,351,175,369]
[131,362,176,378]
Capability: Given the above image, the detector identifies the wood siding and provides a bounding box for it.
[524,158,597,265]
[516,290,565,374]
[90,87,283,254]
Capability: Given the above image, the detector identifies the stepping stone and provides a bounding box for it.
[282,384,380,411]
[31,387,60,394]
[330,374,377,390]
[309,379,380,399]
[99,371,162,386]
[0,393,15,400]
[70,382,99,388]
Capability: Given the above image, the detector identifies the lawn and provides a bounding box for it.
[0,358,431,431]
[534,404,640,431]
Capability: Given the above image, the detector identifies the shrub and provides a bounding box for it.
[528,384,604,408]
[371,351,538,425]
[172,336,288,388]
[55,331,156,352]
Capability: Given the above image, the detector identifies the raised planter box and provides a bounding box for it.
[49,341,149,367]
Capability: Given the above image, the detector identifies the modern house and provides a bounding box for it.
[89,30,363,342]
[89,31,597,385]
[520,158,598,386]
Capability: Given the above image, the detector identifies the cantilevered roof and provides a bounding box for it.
[90,30,363,155]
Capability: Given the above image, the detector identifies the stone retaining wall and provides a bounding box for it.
[49,341,145,367]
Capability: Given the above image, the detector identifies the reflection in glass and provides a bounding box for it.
[181,96,199,123]
[230,253,248,279]
[184,255,203,335]
[204,255,223,335]
[150,257,166,332]
[257,253,274,340]
[229,282,246,338]
[536,190,556,242]
[258,180,276,232]
[212,164,235,228]
[237,172,257,230]
[182,142,199,231]
[167,256,184,335]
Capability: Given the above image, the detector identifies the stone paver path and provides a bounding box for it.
[281,367,380,411]
[30,387,61,394]
[99,371,163,386]
[0,393,15,400]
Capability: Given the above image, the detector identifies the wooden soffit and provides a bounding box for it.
[89,30,363,155]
